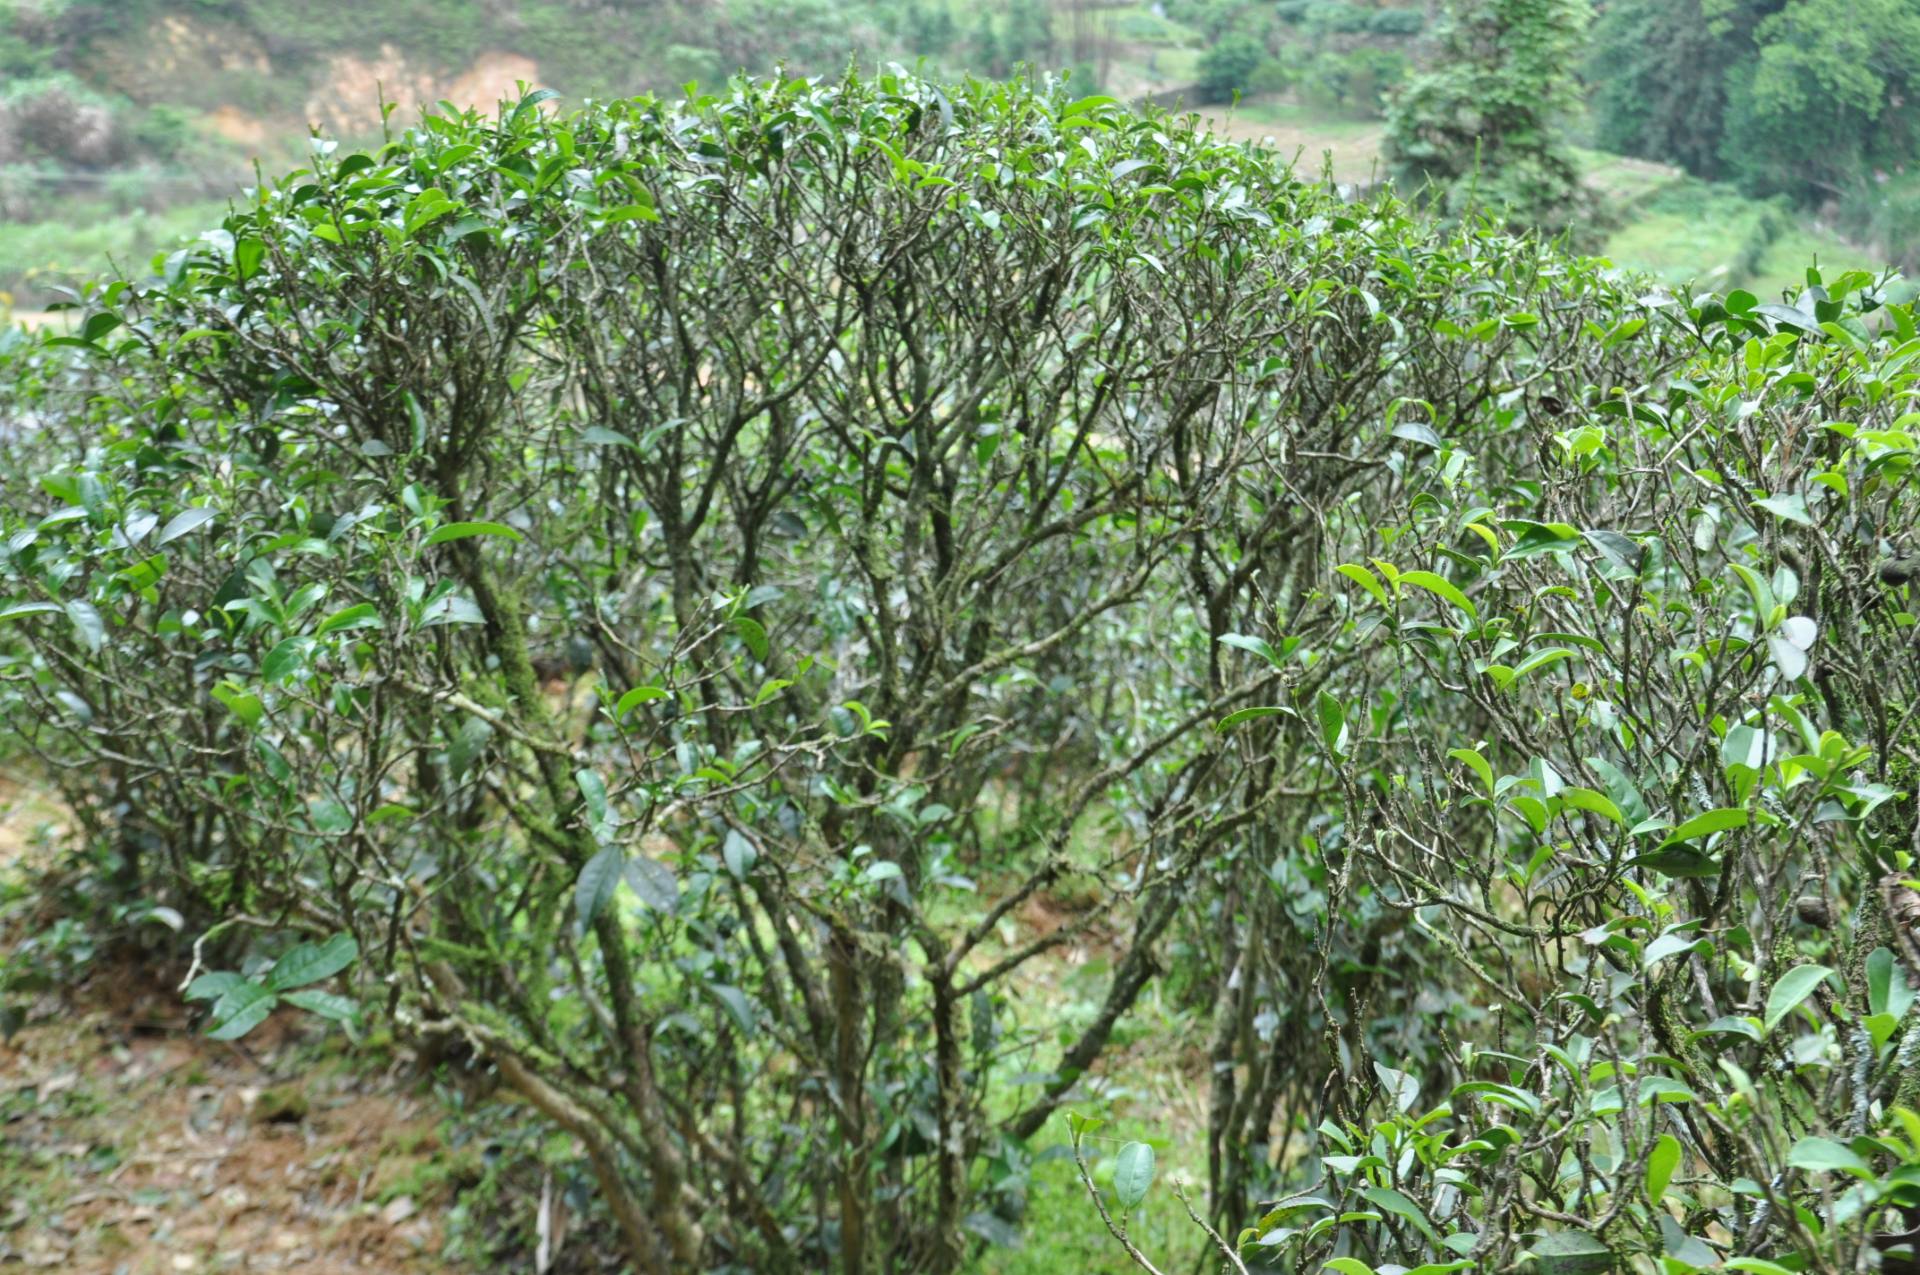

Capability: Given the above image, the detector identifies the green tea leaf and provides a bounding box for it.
[1646,1133,1680,1201]
[1786,1135,1869,1176]
[1113,1141,1156,1211]
[1659,807,1748,848]
[1764,964,1833,1034]
[574,846,626,933]
[1399,570,1476,620]
[267,933,359,991]
[423,521,523,547]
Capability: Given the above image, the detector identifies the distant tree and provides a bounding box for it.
[1384,0,1591,232]
[971,12,1005,75]
[1585,0,1772,181]
[1718,0,1920,199]
[1195,32,1265,104]
[903,0,958,55]
[1003,0,1055,64]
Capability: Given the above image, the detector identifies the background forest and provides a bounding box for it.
[5,5,1920,1275]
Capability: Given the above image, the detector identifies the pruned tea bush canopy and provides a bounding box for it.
[3,71,1920,1274]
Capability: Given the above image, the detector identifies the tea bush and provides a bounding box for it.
[5,71,1920,1275]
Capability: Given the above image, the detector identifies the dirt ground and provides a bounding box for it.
[0,777,469,1273]
[1,981,458,1273]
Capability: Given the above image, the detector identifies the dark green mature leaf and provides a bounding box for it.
[1217,706,1290,732]
[262,637,314,683]
[1869,947,1915,1019]
[1113,1141,1155,1211]
[1361,1185,1437,1241]
[282,989,358,1025]
[733,616,769,662]
[267,934,359,991]
[574,846,625,933]
[1583,529,1643,574]
[723,829,758,880]
[1529,1232,1613,1275]
[1219,633,1282,668]
[207,981,277,1040]
[1627,846,1721,878]
[625,855,680,912]
[185,971,245,1002]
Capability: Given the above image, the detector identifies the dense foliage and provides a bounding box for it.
[6,70,1920,1275]
[1384,0,1591,234]
[1586,0,1920,270]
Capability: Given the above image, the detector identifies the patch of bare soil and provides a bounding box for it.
[1206,114,1388,186]
[0,960,465,1273]
[0,770,70,870]
[306,49,542,136]
[201,106,274,149]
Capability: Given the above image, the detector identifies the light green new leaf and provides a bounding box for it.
[1786,1135,1869,1177]
[1513,647,1575,680]
[1559,787,1623,826]
[1398,570,1476,621]
[423,520,523,547]
[1336,563,1390,609]
[1646,1133,1680,1201]
[1316,691,1348,757]
[1764,964,1833,1034]
[614,684,669,721]
[211,683,263,729]
[1448,747,1494,796]
[1658,807,1747,848]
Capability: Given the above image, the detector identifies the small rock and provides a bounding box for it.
[382,1195,416,1225]
[250,1086,309,1125]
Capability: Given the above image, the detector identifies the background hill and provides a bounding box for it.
[0,0,1899,313]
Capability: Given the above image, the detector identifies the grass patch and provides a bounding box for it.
[973,1152,1210,1274]
[1600,178,1878,298]
[0,197,230,307]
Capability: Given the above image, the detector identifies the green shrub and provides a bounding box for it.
[1196,32,1265,104]
[0,71,1666,1272]
[1247,55,1293,95]
[1366,7,1425,35]
[1385,0,1591,232]
[1301,45,1408,118]
[1300,1,1373,34]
